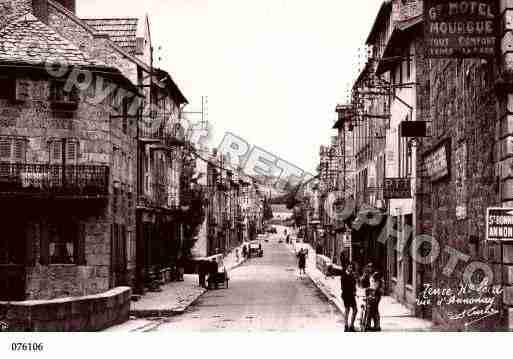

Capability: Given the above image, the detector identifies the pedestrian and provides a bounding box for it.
[207,258,219,289]
[235,248,240,263]
[297,248,306,278]
[242,244,247,259]
[360,262,373,289]
[198,260,207,288]
[368,271,384,331]
[340,251,348,271]
[340,262,358,332]
[286,234,290,244]
[177,255,185,281]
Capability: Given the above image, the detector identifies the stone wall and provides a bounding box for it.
[0,286,131,331]
[0,67,136,299]
[418,57,501,330]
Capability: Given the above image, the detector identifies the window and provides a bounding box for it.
[0,76,15,100]
[50,80,79,103]
[399,60,403,85]
[406,50,411,80]
[49,139,79,164]
[0,136,27,162]
[122,97,129,134]
[405,214,413,285]
[44,221,84,265]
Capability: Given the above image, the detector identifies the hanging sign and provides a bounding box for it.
[424,0,498,58]
[384,178,412,199]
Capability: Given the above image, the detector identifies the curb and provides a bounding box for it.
[129,288,207,318]
[308,273,346,316]
[129,258,245,319]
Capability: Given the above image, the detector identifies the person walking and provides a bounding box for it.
[198,260,207,288]
[340,263,358,332]
[297,248,306,278]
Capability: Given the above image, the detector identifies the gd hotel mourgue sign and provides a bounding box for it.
[425,1,498,58]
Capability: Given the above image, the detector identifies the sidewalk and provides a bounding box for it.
[291,240,434,331]
[129,245,247,318]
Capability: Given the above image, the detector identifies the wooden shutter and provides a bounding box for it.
[0,138,11,160]
[50,140,62,164]
[66,141,78,164]
[13,139,25,162]
[39,220,49,265]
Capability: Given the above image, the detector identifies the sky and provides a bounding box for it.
[78,0,383,174]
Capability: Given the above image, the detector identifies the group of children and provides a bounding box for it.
[340,259,384,332]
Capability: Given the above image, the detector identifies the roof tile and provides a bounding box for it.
[0,16,110,68]
[81,18,139,55]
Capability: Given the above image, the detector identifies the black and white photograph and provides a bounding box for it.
[0,0,512,356]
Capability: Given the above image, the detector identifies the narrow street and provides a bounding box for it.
[147,235,343,331]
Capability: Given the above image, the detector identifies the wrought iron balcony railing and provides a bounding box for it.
[0,163,109,196]
[139,119,185,148]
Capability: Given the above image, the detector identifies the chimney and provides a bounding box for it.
[32,0,49,24]
[54,0,76,14]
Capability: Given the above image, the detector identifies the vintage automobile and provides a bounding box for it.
[249,242,263,257]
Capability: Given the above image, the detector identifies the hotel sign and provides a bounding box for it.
[424,0,498,58]
[384,178,412,199]
[487,208,513,242]
[424,140,450,182]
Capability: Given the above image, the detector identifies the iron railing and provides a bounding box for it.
[139,119,185,147]
[0,163,109,196]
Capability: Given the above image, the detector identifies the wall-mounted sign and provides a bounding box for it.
[424,0,498,58]
[384,178,412,199]
[486,208,513,242]
[400,121,428,137]
[424,140,451,182]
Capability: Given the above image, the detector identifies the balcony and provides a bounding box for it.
[0,163,109,198]
[139,119,185,148]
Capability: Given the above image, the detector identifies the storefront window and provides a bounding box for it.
[49,223,75,264]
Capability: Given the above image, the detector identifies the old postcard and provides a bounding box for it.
[0,2,512,352]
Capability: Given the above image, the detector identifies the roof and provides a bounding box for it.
[0,14,111,68]
[365,0,393,45]
[47,1,150,72]
[81,18,139,55]
[154,68,188,105]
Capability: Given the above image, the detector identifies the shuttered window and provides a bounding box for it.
[49,139,79,164]
[66,141,78,164]
[0,138,10,159]
[0,136,27,162]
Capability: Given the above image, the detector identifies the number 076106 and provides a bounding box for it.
[11,343,44,352]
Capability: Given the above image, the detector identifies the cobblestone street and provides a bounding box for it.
[109,236,343,332]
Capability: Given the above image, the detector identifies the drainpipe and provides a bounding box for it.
[499,0,513,329]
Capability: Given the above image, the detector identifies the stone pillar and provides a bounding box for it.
[499,0,513,329]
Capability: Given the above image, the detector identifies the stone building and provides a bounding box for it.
[362,0,427,315]
[0,0,191,303]
[0,3,140,300]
